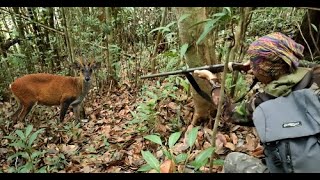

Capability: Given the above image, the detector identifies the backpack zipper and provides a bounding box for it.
[285,142,294,173]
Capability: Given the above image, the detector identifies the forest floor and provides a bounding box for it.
[0,79,263,173]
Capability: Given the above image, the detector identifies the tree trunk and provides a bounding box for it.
[229,7,253,98]
[97,7,116,90]
[150,7,168,73]
[47,7,60,71]
[12,7,33,73]
[27,7,47,70]
[106,7,117,81]
[294,9,320,60]
[174,7,215,126]
[205,7,218,65]
[61,7,74,74]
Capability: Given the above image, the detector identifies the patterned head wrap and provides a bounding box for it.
[247,32,304,84]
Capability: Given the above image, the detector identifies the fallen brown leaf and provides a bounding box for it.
[251,144,264,158]
[216,133,227,145]
[167,102,178,110]
[245,134,256,151]
[224,134,230,142]
[203,141,211,149]
[60,144,79,155]
[225,142,235,151]
[172,142,189,154]
[215,138,225,155]
[231,125,241,132]
[160,159,176,173]
[230,133,238,145]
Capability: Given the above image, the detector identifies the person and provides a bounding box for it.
[196,32,320,173]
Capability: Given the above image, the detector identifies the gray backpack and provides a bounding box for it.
[253,88,320,173]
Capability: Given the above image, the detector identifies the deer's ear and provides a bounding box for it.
[92,62,101,69]
[71,61,82,69]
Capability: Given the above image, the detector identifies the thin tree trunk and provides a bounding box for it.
[97,7,113,90]
[209,38,234,172]
[229,7,252,98]
[204,7,218,65]
[47,7,60,71]
[12,7,32,73]
[150,7,168,73]
[61,7,74,74]
[294,9,320,59]
[28,7,46,71]
[106,7,117,81]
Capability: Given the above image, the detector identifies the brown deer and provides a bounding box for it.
[9,57,100,124]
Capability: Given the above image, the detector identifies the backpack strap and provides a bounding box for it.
[264,141,283,168]
[184,72,213,104]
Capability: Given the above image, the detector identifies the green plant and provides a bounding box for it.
[62,121,82,139]
[130,80,184,132]
[195,7,233,45]
[225,73,247,99]
[44,153,68,172]
[129,90,159,132]
[4,125,46,173]
[138,127,220,173]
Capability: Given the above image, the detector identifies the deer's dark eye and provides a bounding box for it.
[81,69,85,72]
[89,69,93,72]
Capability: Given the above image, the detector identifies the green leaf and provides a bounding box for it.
[163,149,172,160]
[20,152,30,159]
[7,167,16,173]
[31,151,44,159]
[4,135,16,140]
[224,7,232,15]
[137,164,153,172]
[36,166,47,173]
[149,27,170,34]
[9,141,26,149]
[178,13,191,23]
[25,125,33,138]
[213,159,224,166]
[146,91,158,100]
[196,18,220,45]
[8,152,24,161]
[180,44,188,60]
[187,126,199,147]
[175,153,188,164]
[168,131,182,148]
[192,147,215,165]
[190,158,208,171]
[189,147,215,170]
[311,24,318,32]
[188,19,212,29]
[165,22,176,28]
[212,12,227,18]
[141,150,160,172]
[20,162,33,173]
[28,128,44,147]
[144,135,162,146]
[15,130,25,141]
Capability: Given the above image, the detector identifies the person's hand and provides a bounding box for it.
[193,70,218,86]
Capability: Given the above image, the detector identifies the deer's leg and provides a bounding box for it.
[72,102,86,122]
[72,105,80,122]
[12,102,23,124]
[18,101,36,123]
[80,103,86,120]
[60,97,76,122]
